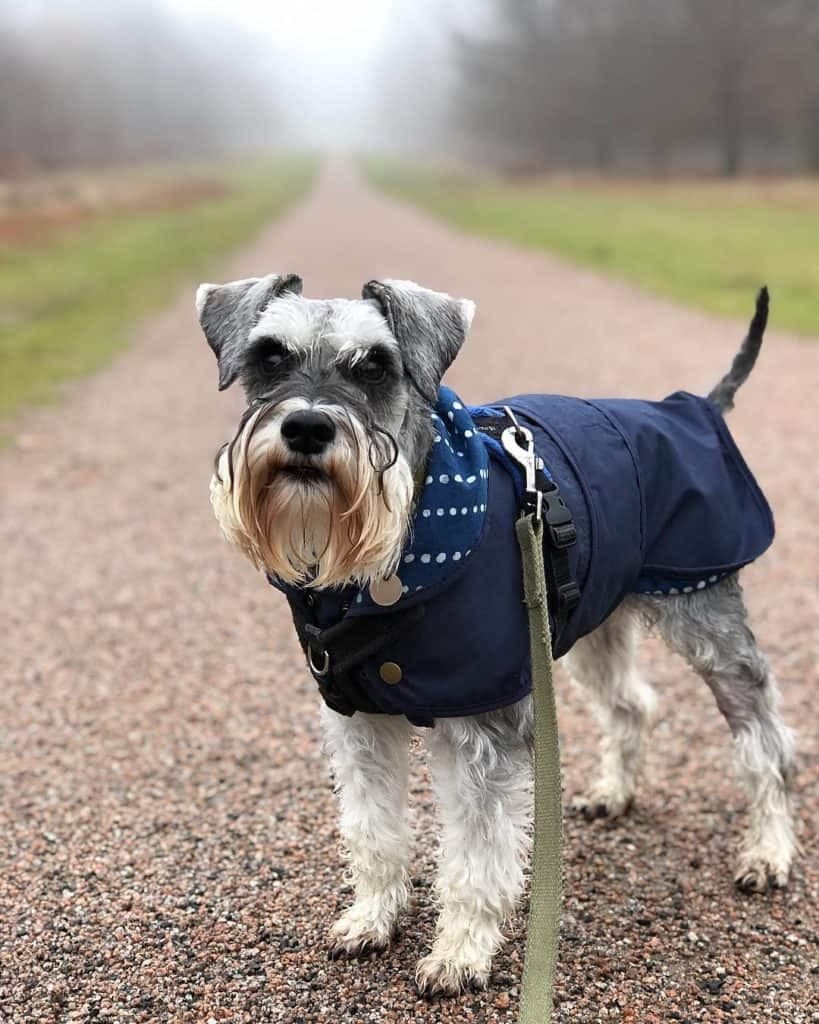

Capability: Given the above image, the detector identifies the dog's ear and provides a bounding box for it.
[362,279,475,401]
[196,273,303,390]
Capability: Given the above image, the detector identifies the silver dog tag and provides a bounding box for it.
[370,574,403,606]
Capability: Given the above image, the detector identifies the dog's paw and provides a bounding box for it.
[735,814,796,893]
[327,908,396,960]
[570,786,633,821]
[734,851,790,893]
[328,930,393,960]
[415,952,491,997]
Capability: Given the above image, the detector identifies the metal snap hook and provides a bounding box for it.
[501,410,544,521]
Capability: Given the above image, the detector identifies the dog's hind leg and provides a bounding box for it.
[416,703,532,995]
[322,707,414,957]
[564,602,658,819]
[635,576,797,891]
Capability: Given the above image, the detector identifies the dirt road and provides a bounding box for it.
[2,163,816,1023]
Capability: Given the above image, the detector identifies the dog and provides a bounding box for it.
[197,276,796,996]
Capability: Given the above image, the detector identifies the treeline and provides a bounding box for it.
[0,2,279,176]
[451,0,819,175]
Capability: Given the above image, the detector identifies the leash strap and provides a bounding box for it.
[499,409,565,1023]
[516,512,562,1024]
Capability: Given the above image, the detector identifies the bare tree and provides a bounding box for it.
[452,0,577,167]
[781,1,819,169]
[446,0,819,175]
[681,0,759,176]
[0,2,282,175]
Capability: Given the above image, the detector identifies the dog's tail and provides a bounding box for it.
[707,286,769,413]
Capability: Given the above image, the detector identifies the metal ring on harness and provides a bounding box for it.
[308,644,330,677]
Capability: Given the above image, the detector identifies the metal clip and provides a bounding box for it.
[501,406,543,521]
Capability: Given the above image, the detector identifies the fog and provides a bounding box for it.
[3,0,819,175]
[172,0,398,147]
[0,0,468,166]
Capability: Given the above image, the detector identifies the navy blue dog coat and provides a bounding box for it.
[274,387,774,726]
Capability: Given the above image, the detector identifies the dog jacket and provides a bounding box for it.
[273,387,774,726]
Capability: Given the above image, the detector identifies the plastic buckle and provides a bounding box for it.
[556,581,581,609]
[542,492,577,548]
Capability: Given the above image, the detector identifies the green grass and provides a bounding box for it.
[0,155,318,422]
[364,158,819,338]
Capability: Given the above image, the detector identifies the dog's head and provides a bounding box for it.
[197,274,475,588]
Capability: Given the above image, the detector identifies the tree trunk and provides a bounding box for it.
[594,134,613,173]
[719,71,743,177]
[651,135,672,175]
[804,99,819,173]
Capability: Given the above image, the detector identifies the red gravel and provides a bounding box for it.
[1,163,817,1023]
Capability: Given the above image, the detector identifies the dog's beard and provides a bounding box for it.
[210,399,414,589]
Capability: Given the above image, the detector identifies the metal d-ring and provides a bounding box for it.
[308,644,330,678]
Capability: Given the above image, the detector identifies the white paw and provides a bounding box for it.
[735,801,797,892]
[735,846,792,892]
[415,948,491,996]
[328,898,400,959]
[571,780,634,820]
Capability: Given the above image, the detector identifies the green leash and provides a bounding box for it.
[516,513,563,1024]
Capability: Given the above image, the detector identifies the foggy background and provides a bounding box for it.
[4,0,819,177]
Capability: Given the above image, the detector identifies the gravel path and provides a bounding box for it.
[2,163,817,1024]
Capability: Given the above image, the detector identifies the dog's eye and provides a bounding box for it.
[355,350,388,385]
[257,339,289,372]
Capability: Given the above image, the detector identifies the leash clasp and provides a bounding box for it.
[501,407,544,522]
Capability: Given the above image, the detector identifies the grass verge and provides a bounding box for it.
[363,158,819,338]
[0,155,318,423]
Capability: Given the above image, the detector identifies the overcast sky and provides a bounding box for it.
[174,0,393,54]
[172,0,406,145]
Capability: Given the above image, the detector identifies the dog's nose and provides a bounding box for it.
[281,410,336,455]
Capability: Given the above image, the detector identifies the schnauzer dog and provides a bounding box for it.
[197,276,795,996]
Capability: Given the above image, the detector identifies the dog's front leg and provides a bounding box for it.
[322,706,413,957]
[417,709,532,995]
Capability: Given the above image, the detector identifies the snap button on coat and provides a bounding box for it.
[370,575,403,606]
[379,662,403,685]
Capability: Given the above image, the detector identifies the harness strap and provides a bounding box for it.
[289,600,426,717]
[516,512,562,1024]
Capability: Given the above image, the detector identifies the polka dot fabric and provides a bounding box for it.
[357,386,490,607]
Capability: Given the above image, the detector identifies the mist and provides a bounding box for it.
[3,0,819,175]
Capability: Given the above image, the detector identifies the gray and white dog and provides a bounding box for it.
[197,275,796,996]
